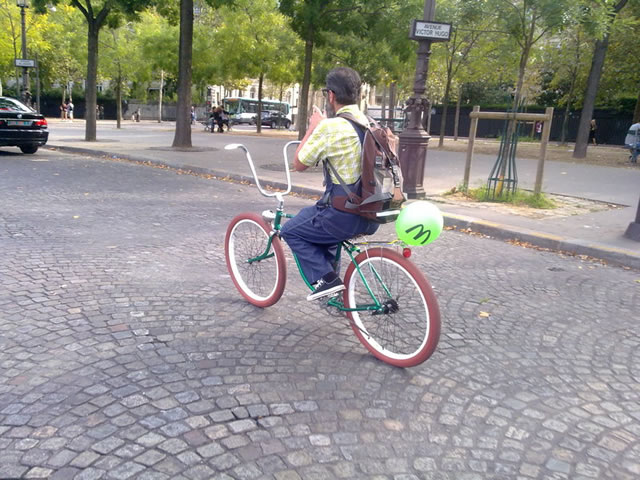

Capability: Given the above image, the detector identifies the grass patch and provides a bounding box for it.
[459,185,557,209]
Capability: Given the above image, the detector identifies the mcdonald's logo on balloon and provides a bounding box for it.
[395,201,443,246]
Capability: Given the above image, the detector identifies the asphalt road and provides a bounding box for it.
[1,149,639,480]
[45,120,640,206]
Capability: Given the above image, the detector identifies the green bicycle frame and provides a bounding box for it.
[252,208,388,313]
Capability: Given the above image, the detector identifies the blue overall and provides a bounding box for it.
[280,120,379,284]
[280,183,379,284]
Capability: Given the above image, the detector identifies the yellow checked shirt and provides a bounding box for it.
[297,104,368,184]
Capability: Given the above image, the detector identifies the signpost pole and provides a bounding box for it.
[35,53,40,113]
[17,0,30,104]
[398,0,449,199]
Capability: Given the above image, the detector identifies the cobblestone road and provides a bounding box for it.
[1,150,639,480]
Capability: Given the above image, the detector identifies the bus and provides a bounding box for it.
[222,97,292,126]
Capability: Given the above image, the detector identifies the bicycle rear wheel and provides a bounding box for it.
[225,213,287,307]
[343,247,440,368]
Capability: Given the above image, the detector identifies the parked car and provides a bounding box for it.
[251,110,291,129]
[0,96,48,154]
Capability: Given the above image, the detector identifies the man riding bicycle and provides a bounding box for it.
[280,67,379,301]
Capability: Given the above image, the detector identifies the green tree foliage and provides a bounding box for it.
[573,0,630,158]
[41,5,86,102]
[0,0,635,146]
[33,0,156,141]
[435,0,497,146]
[209,0,301,132]
[279,0,393,138]
[99,21,149,127]
[597,4,640,106]
[136,10,179,98]
[537,26,591,143]
[0,1,68,98]
[491,0,574,109]
[170,0,233,148]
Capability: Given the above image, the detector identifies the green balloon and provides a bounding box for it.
[395,201,444,246]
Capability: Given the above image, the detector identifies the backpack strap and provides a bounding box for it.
[339,113,405,206]
[322,112,367,207]
[339,112,400,164]
[337,112,367,142]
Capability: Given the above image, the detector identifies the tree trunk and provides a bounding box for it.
[561,43,580,145]
[573,0,628,158]
[381,84,387,121]
[573,36,609,158]
[633,89,640,123]
[389,82,396,131]
[116,70,122,129]
[257,72,264,134]
[297,38,313,140]
[172,0,194,148]
[500,43,531,177]
[560,72,577,145]
[438,78,453,147]
[438,52,455,147]
[85,21,99,141]
[158,69,164,123]
[454,86,461,141]
[560,103,570,145]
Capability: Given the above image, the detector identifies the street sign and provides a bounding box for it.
[15,59,36,68]
[410,20,451,42]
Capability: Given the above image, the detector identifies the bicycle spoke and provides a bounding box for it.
[345,248,440,367]
[225,214,286,307]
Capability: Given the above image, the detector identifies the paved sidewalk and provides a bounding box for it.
[45,119,640,269]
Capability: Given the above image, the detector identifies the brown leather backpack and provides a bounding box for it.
[325,113,405,224]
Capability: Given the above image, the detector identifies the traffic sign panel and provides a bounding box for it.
[15,59,36,67]
[410,20,451,42]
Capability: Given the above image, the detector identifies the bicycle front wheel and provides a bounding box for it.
[225,213,287,307]
[343,247,440,368]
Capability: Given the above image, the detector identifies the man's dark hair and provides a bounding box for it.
[326,67,361,105]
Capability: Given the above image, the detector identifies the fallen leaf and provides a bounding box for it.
[479,311,490,318]
[73,215,80,219]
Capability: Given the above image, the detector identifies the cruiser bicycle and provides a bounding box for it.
[223,142,440,368]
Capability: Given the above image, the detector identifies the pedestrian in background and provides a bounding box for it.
[213,106,229,133]
[67,101,74,121]
[589,119,597,145]
[60,102,67,120]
